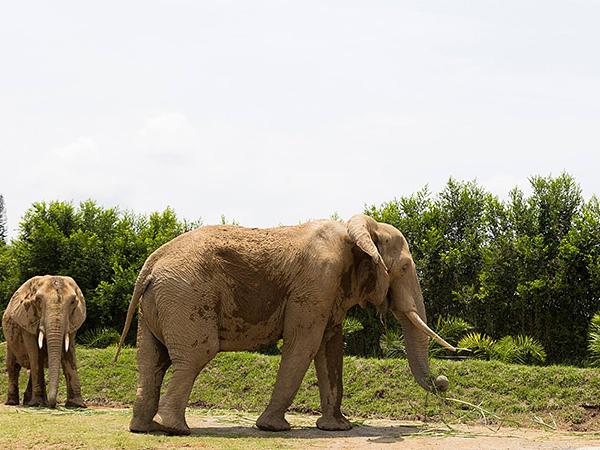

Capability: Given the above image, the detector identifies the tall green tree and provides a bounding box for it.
[367,174,598,363]
[5,200,201,342]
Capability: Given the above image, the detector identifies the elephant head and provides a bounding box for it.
[9,275,86,407]
[347,215,454,391]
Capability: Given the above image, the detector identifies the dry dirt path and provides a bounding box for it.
[1,405,599,449]
[187,410,600,450]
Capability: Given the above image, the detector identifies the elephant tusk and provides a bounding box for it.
[65,334,70,353]
[38,330,44,349]
[406,311,457,352]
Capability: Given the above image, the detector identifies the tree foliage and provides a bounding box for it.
[0,200,200,344]
[0,174,598,364]
[364,173,599,364]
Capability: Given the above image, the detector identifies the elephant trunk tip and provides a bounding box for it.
[47,397,57,408]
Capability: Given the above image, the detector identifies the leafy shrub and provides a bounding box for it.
[494,335,546,365]
[458,332,497,360]
[342,316,364,338]
[379,329,406,358]
[458,332,546,364]
[588,313,600,367]
[430,315,474,356]
[78,327,120,348]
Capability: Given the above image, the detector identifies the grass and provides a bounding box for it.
[1,343,599,431]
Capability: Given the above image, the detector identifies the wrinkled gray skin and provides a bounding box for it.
[116,215,453,435]
[2,275,86,408]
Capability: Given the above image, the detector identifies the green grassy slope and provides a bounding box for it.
[1,344,598,430]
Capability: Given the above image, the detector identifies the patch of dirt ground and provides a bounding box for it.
[184,410,600,449]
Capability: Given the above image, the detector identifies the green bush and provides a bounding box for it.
[458,332,546,365]
[430,315,474,357]
[77,327,121,348]
[458,332,498,360]
[588,313,600,367]
[493,335,546,365]
[342,316,364,338]
[379,329,406,358]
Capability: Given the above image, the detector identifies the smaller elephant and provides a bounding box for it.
[2,275,87,408]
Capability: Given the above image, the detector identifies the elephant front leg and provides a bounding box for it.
[256,320,328,431]
[25,362,47,405]
[62,343,86,408]
[314,324,351,431]
[130,319,171,433]
[23,375,32,405]
[22,334,46,407]
[5,349,21,405]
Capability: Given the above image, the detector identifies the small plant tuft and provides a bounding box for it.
[78,328,120,348]
[379,329,406,358]
[430,316,474,356]
[458,333,497,360]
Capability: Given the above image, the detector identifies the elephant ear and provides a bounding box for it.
[9,276,44,334]
[68,280,86,333]
[347,215,390,309]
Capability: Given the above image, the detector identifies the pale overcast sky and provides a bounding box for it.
[1,1,598,238]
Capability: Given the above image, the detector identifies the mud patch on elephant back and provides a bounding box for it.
[216,248,288,325]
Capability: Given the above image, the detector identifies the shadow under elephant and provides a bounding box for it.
[183,422,431,443]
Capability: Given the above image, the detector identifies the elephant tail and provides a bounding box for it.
[113,260,155,362]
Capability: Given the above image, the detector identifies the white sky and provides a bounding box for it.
[1,1,599,239]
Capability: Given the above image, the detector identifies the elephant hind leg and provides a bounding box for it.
[130,319,171,433]
[5,349,21,405]
[150,309,219,437]
[152,338,219,436]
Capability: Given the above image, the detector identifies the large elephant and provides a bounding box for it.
[2,275,87,408]
[115,214,455,435]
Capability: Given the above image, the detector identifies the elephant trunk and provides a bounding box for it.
[46,326,64,408]
[396,312,433,391]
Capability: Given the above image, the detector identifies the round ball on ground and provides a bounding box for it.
[434,375,449,392]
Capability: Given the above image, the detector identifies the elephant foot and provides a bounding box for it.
[152,413,191,436]
[27,397,47,407]
[256,412,291,432]
[65,397,87,408]
[316,414,352,431]
[129,416,154,434]
[5,396,19,406]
